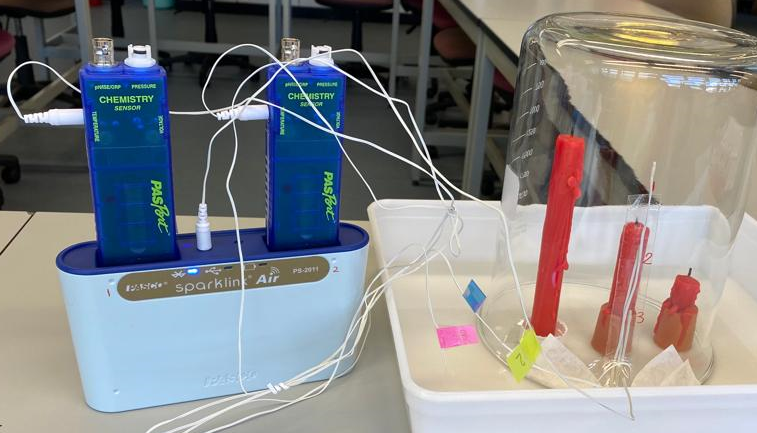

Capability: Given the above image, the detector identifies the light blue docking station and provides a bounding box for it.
[56,224,369,412]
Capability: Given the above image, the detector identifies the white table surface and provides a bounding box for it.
[0,213,410,433]
[455,0,674,23]
[0,210,32,253]
[479,5,676,57]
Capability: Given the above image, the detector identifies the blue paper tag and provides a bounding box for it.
[463,279,486,313]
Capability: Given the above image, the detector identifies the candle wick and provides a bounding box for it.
[688,268,692,276]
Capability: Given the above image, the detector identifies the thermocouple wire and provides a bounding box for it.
[151,46,635,433]
[4,46,639,431]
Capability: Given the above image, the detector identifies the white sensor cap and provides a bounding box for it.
[310,45,334,67]
[196,203,212,251]
[124,44,157,68]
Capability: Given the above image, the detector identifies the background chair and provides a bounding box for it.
[401,0,456,34]
[315,0,394,52]
[314,0,393,79]
[425,26,473,127]
[402,0,458,97]
[426,26,514,128]
[0,0,78,101]
[0,0,78,209]
[140,0,254,86]
[419,7,514,196]
[0,26,18,208]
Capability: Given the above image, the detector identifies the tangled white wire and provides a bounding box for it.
[166,43,637,432]
[5,45,638,432]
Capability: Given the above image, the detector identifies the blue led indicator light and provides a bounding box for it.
[187,268,199,275]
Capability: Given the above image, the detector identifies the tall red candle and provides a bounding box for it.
[531,134,585,337]
[591,221,650,354]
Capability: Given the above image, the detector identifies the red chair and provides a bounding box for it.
[427,26,514,126]
[0,28,13,57]
[402,1,473,100]
[402,0,458,31]
[433,26,475,66]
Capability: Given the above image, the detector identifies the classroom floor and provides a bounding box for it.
[0,1,465,219]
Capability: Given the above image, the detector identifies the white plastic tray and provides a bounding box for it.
[368,199,757,433]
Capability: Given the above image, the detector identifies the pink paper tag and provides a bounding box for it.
[436,325,479,349]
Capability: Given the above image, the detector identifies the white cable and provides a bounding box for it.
[171,62,616,433]
[211,47,457,209]
[5,55,453,212]
[214,105,269,121]
[5,60,269,126]
[238,48,634,417]
[195,61,284,252]
[6,55,468,428]
[237,50,531,325]
[187,48,286,396]
[150,239,454,433]
[330,50,634,417]
[334,50,634,417]
[190,47,346,402]
[18,104,269,126]
[195,43,360,401]
[204,46,632,428]
[195,46,456,253]
[129,41,634,430]
[21,108,84,125]
[147,241,425,433]
[322,49,531,324]
[218,46,406,402]
[6,61,80,122]
[5,46,636,429]
[4,57,389,432]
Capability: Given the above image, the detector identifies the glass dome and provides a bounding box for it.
[485,13,757,386]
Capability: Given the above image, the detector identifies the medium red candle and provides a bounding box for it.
[591,221,650,354]
[531,134,585,337]
[654,270,700,352]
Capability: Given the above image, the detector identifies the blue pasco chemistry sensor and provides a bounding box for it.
[266,39,346,251]
[79,39,178,266]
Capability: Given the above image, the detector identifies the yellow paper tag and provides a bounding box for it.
[520,329,542,362]
[506,329,541,382]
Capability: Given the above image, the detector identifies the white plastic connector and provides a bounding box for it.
[22,108,84,126]
[310,45,334,67]
[266,382,290,394]
[214,104,269,121]
[124,44,157,68]
[196,203,212,251]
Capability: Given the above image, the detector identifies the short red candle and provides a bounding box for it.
[653,272,700,352]
[531,134,585,337]
[591,221,649,354]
